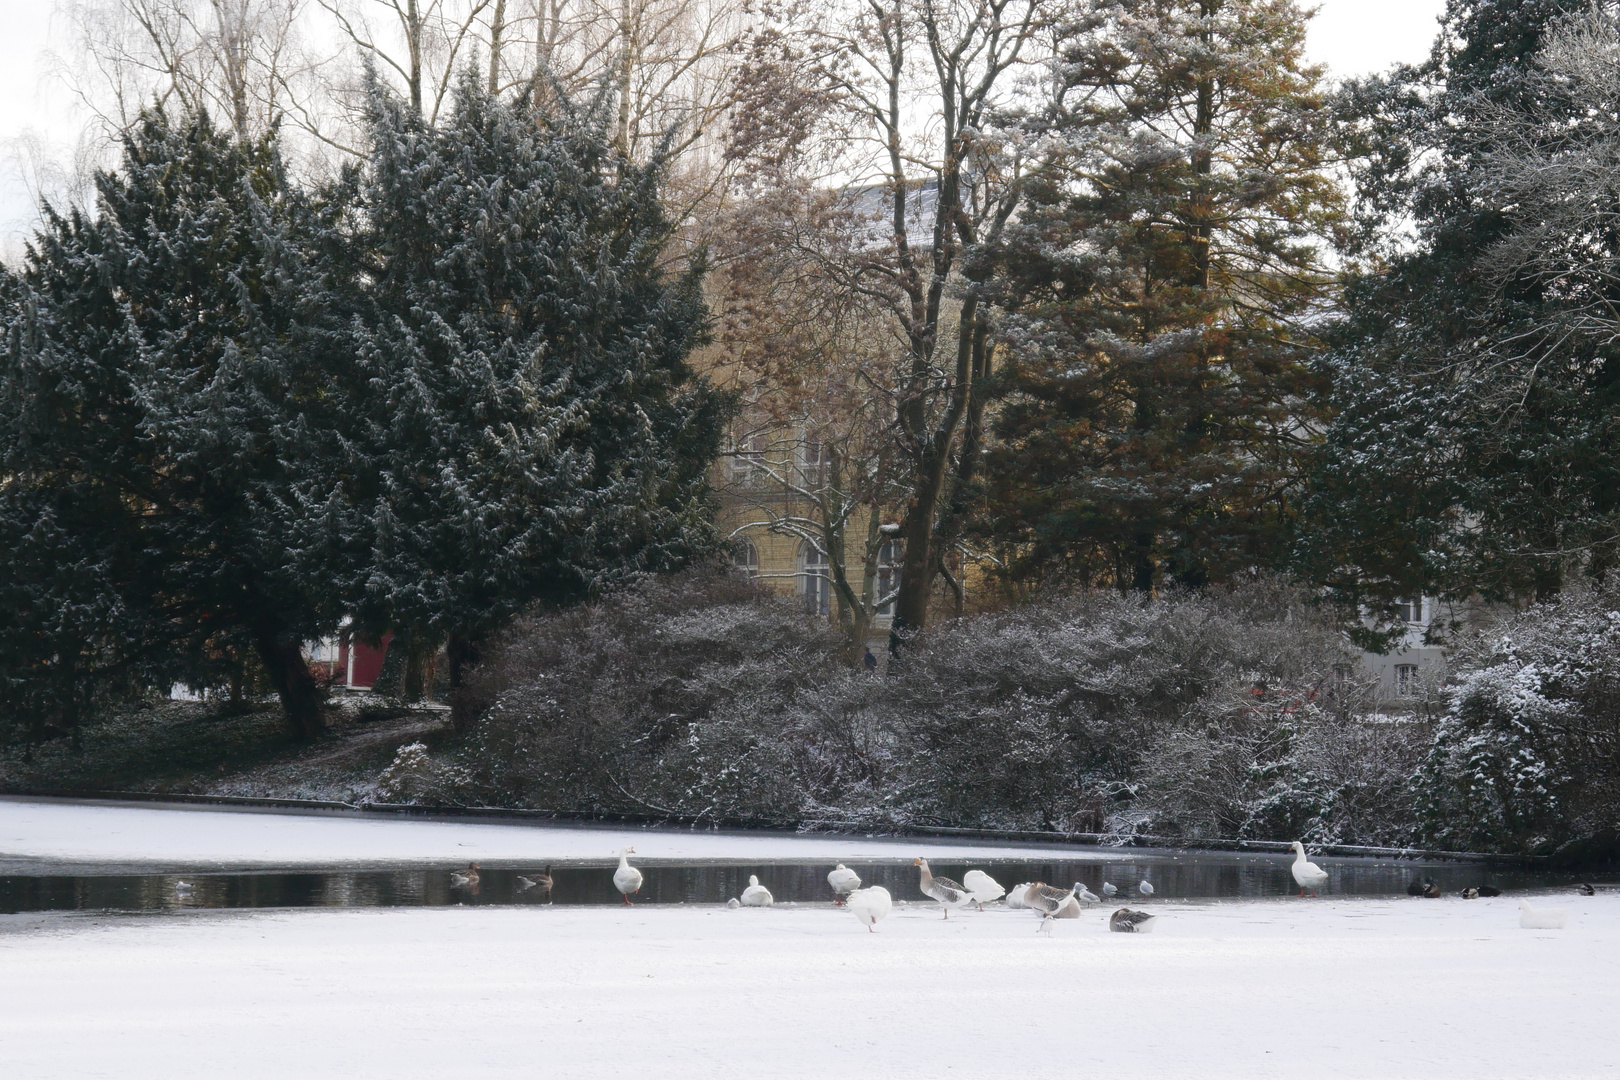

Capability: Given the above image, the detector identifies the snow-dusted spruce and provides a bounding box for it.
[331,72,724,727]
[0,109,347,740]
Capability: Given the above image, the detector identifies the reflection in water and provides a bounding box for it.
[0,853,1607,915]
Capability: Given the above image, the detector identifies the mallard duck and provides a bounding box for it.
[1406,878,1426,897]
[847,886,892,932]
[1577,883,1596,896]
[1460,887,1479,899]
[1519,899,1568,929]
[1422,881,1442,899]
[741,875,774,907]
[914,858,974,919]
[827,864,861,905]
[1289,842,1329,897]
[1478,884,1502,897]
[1109,907,1157,933]
[449,863,481,888]
[962,869,1005,910]
[613,848,643,904]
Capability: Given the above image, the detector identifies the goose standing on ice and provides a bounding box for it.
[1109,908,1157,933]
[914,858,975,919]
[827,864,862,905]
[963,870,1006,911]
[1289,842,1329,898]
[741,875,774,906]
[613,848,643,905]
[1023,882,1078,934]
[847,886,892,932]
[1136,878,1155,898]
[1519,899,1568,929]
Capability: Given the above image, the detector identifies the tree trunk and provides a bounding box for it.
[403,638,427,703]
[447,632,482,731]
[488,0,507,95]
[253,626,325,740]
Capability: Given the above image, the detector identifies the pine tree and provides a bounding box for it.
[334,73,728,726]
[0,109,345,739]
[980,0,1341,590]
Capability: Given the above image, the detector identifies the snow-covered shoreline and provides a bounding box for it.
[2,893,1614,1078]
[0,796,1122,867]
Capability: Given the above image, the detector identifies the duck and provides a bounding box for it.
[613,848,643,904]
[827,864,862,905]
[174,880,194,894]
[914,858,975,919]
[1519,898,1568,929]
[1004,882,1037,910]
[1406,878,1426,897]
[449,863,481,888]
[1478,884,1502,897]
[1289,841,1329,898]
[1074,883,1102,906]
[518,866,553,894]
[1109,907,1157,933]
[1577,883,1596,896]
[1023,882,1079,934]
[1101,881,1118,897]
[1422,881,1442,899]
[847,886,893,932]
[962,869,1006,910]
[741,875,774,907]
[1137,878,1155,898]
[1460,887,1479,900]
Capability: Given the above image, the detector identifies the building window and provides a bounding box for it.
[1395,663,1420,695]
[799,435,827,486]
[875,539,902,617]
[731,434,768,486]
[733,538,759,580]
[1397,598,1424,624]
[800,541,831,616]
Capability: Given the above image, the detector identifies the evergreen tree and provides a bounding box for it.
[0,109,345,739]
[335,74,728,725]
[980,0,1341,590]
[1299,0,1616,608]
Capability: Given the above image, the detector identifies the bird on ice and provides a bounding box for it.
[1289,841,1329,897]
[847,886,892,932]
[962,869,1005,910]
[827,864,861,905]
[1022,882,1079,934]
[1074,883,1101,906]
[1004,882,1037,909]
[741,875,774,907]
[1519,899,1568,929]
[1136,878,1154,897]
[613,848,643,905]
[1109,907,1157,933]
[1101,881,1118,897]
[914,858,976,919]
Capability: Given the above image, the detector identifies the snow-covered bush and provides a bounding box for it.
[1417,583,1620,857]
[376,741,472,804]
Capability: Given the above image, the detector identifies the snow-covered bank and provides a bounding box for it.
[1,894,1613,1079]
[0,796,1113,866]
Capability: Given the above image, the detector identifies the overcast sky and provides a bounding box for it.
[0,0,1450,254]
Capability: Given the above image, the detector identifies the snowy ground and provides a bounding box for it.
[1,893,1614,1078]
[0,796,1118,866]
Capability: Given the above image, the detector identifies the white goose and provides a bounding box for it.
[740,875,774,907]
[1004,882,1037,910]
[847,886,893,932]
[963,869,1006,910]
[915,858,975,919]
[613,848,643,905]
[827,864,862,905]
[1289,841,1329,898]
[1519,899,1568,930]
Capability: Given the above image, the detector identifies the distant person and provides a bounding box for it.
[863,646,878,672]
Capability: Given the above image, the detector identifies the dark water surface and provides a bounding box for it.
[2,852,1611,914]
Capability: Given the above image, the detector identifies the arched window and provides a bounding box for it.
[733,537,760,580]
[875,539,902,617]
[800,541,831,616]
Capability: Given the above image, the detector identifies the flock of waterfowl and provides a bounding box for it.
[438,843,1601,934]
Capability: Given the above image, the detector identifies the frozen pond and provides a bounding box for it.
[1,849,1604,913]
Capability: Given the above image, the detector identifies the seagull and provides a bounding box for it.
[1109,907,1157,933]
[1074,883,1101,906]
[741,875,774,907]
[914,858,975,919]
[1137,878,1155,898]
[963,869,1006,910]
[1289,842,1329,898]
[1101,881,1118,897]
[847,886,893,932]
[449,863,481,888]
[614,848,643,905]
[827,864,861,905]
[1519,899,1568,929]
